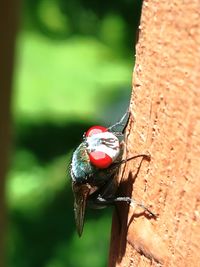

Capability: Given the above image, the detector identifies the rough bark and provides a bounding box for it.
[0,1,19,266]
[109,0,200,266]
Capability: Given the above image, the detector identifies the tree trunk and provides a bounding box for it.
[109,0,200,266]
[0,1,19,266]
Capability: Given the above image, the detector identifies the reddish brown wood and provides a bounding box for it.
[109,0,200,266]
[0,1,19,266]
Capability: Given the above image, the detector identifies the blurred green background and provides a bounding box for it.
[7,0,142,266]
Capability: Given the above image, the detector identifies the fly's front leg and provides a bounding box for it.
[110,152,151,170]
[108,110,130,133]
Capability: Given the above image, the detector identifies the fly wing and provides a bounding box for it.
[72,183,91,237]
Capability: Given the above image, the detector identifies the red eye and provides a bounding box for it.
[86,126,107,137]
[89,151,112,169]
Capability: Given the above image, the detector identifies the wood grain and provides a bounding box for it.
[109,0,200,266]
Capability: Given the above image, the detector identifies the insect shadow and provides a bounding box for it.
[112,155,156,263]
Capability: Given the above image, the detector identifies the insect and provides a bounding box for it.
[70,112,154,236]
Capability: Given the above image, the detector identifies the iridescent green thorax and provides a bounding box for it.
[70,142,95,182]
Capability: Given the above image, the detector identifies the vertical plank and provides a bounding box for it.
[0,1,19,266]
[109,0,200,266]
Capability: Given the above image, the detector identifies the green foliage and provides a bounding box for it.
[14,33,131,123]
[7,0,141,266]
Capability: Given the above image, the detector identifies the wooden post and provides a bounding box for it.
[109,0,200,266]
[0,1,19,266]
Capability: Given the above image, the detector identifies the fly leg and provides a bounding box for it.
[110,153,151,170]
[108,110,130,134]
[94,196,156,217]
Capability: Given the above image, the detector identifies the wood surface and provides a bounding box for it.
[109,0,200,266]
[0,1,19,266]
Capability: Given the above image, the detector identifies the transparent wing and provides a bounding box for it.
[72,183,91,237]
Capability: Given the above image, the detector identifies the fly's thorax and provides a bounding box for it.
[70,143,95,182]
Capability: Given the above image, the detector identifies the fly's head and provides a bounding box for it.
[70,125,124,236]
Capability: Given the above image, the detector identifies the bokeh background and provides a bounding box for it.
[7,1,142,266]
